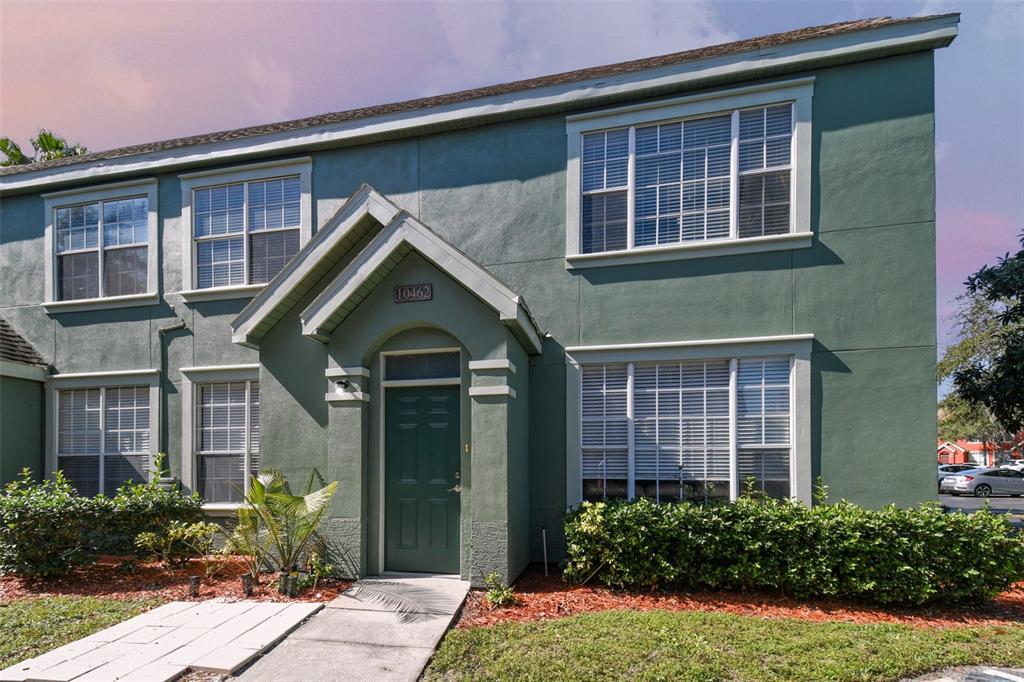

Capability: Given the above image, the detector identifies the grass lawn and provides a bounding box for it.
[425,609,1024,682]
[0,596,162,670]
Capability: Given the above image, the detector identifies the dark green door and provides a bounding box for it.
[385,385,461,573]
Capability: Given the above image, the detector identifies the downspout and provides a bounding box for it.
[156,318,188,487]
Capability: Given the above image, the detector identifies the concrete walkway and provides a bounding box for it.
[0,600,322,682]
[909,668,1024,682]
[237,573,470,682]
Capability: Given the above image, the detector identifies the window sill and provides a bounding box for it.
[177,285,264,303]
[42,292,160,314]
[202,502,243,516]
[565,232,813,270]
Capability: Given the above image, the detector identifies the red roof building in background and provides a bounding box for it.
[937,439,1022,467]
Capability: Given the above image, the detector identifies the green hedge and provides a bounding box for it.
[0,470,204,577]
[563,496,1024,605]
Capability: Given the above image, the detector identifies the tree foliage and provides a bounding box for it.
[0,130,87,166]
[937,393,1009,444]
[949,236,1024,435]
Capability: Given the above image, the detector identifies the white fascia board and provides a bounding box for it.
[230,184,402,344]
[299,212,542,350]
[566,333,814,364]
[0,16,958,193]
[468,385,517,399]
[0,360,48,381]
[325,366,370,378]
[46,368,160,388]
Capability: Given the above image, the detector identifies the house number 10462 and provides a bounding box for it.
[394,283,433,303]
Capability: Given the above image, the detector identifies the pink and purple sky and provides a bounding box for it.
[2,0,1021,353]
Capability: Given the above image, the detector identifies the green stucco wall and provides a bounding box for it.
[0,375,45,483]
[0,50,938,576]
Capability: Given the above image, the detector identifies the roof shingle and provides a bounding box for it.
[0,14,956,179]
[0,319,47,368]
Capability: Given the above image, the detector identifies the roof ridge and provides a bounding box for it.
[0,13,958,179]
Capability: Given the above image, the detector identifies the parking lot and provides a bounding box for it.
[939,493,1024,517]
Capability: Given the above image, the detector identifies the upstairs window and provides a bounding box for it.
[193,176,301,289]
[54,196,148,300]
[580,103,792,255]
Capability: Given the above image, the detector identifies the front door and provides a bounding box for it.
[385,385,461,573]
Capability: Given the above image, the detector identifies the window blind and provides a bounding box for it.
[56,386,150,496]
[196,380,259,503]
[193,176,301,289]
[581,355,792,502]
[580,103,793,254]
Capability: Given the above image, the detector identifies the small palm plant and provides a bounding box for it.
[224,470,337,593]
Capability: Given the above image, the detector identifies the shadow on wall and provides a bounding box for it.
[810,341,851,491]
[573,239,845,288]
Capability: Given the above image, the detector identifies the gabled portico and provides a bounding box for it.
[230,185,540,583]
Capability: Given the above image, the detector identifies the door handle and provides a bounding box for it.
[448,484,462,494]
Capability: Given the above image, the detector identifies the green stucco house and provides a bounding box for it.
[0,15,957,583]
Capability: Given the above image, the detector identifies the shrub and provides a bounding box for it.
[0,470,97,577]
[0,459,206,577]
[98,481,204,554]
[483,572,518,608]
[224,470,337,593]
[134,521,219,567]
[563,495,1024,605]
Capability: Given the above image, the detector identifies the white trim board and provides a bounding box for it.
[564,78,814,265]
[42,179,159,308]
[45,371,160,492]
[178,157,313,296]
[231,184,403,347]
[0,16,957,193]
[179,364,260,496]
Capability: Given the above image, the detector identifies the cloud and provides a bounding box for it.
[422,1,734,95]
[243,56,294,122]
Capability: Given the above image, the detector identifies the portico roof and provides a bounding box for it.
[299,211,542,354]
[231,184,541,353]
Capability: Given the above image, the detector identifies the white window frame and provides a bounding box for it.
[565,78,814,269]
[44,369,160,493]
[180,364,260,511]
[42,179,159,313]
[565,334,813,505]
[178,157,312,302]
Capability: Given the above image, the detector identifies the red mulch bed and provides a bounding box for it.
[0,555,351,604]
[458,565,1024,630]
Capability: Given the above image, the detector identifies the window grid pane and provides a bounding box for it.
[196,237,245,288]
[249,229,300,284]
[58,252,99,300]
[104,246,148,296]
[55,196,148,301]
